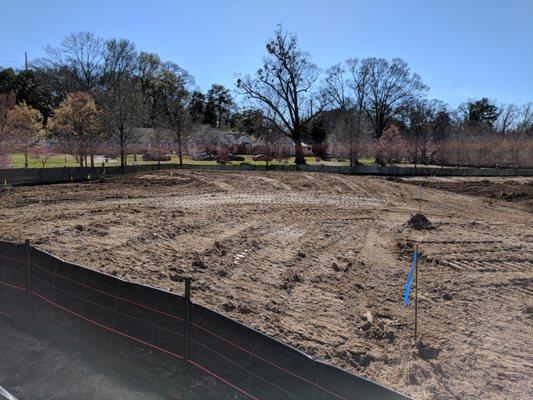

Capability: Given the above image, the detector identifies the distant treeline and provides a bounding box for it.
[0,27,531,169]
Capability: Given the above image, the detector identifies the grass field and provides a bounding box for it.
[6,153,374,168]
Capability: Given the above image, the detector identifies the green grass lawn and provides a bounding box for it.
[9,153,81,168]
[6,153,374,169]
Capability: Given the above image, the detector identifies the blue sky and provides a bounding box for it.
[1,0,532,107]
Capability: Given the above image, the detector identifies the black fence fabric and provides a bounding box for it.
[0,241,410,400]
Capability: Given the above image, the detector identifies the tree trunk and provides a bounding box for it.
[414,135,418,168]
[293,133,306,165]
[120,130,127,167]
[421,141,427,164]
[120,143,126,167]
[178,139,183,166]
[90,154,94,168]
[24,150,28,168]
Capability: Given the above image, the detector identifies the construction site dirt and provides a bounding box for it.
[0,170,531,399]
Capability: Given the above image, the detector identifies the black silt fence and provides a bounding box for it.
[1,164,532,188]
[0,240,410,400]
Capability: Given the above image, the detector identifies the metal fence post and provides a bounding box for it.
[25,239,32,324]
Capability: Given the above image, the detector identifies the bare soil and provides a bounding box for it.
[0,170,531,400]
[399,176,533,208]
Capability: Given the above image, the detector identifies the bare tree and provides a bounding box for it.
[323,59,371,165]
[496,103,518,134]
[403,99,442,166]
[323,64,352,110]
[151,62,194,166]
[99,39,146,167]
[100,80,146,167]
[359,58,428,137]
[167,103,191,166]
[42,31,104,93]
[328,109,372,166]
[149,128,170,166]
[101,39,138,87]
[237,26,324,165]
[251,107,287,167]
[516,102,533,134]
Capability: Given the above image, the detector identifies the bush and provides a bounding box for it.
[0,146,11,168]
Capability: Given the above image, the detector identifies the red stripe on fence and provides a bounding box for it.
[31,262,184,322]
[7,261,348,400]
[31,290,183,361]
[0,254,25,264]
[30,290,258,399]
[187,359,259,400]
[0,280,27,292]
[28,263,346,400]
[192,323,346,400]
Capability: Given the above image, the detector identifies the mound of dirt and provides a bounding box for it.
[407,213,433,230]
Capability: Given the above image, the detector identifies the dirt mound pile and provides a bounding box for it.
[407,213,433,230]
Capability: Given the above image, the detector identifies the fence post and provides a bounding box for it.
[184,277,191,365]
[25,239,32,324]
[181,277,192,397]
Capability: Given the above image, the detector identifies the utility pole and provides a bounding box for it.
[24,51,28,71]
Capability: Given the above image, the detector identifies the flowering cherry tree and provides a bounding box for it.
[376,124,406,166]
[33,144,55,168]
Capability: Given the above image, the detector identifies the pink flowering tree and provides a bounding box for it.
[33,144,55,168]
[0,146,11,169]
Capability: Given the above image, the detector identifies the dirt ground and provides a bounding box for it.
[0,170,531,399]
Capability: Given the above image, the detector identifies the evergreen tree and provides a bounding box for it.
[188,90,206,124]
[462,98,500,129]
[205,84,233,128]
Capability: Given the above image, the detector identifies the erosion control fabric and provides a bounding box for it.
[0,240,410,400]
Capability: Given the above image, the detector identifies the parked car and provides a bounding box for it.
[228,154,245,161]
[252,154,273,162]
[191,152,217,161]
[142,153,171,161]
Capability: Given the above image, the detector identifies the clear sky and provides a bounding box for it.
[1,0,532,107]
